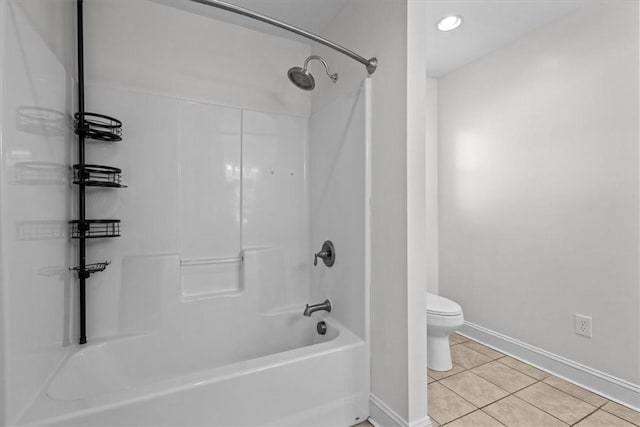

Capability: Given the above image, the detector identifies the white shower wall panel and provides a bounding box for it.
[84,0,311,117]
[242,110,310,310]
[1,1,75,423]
[309,84,368,339]
[180,101,241,260]
[82,84,310,337]
[83,85,182,337]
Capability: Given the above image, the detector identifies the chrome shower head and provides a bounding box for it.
[288,67,316,91]
[287,55,338,91]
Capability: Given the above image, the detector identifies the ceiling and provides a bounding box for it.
[152,0,348,42]
[425,0,586,77]
[154,0,587,79]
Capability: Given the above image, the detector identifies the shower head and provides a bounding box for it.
[287,55,338,91]
[288,67,316,91]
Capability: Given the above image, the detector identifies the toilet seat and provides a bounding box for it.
[427,292,462,317]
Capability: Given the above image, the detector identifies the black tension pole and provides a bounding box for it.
[76,0,87,345]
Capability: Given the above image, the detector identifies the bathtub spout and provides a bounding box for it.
[303,299,332,317]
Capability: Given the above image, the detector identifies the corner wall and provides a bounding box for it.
[0,1,6,422]
[439,0,639,388]
[0,1,75,424]
[311,1,429,425]
[425,78,438,296]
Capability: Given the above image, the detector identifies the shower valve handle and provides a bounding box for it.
[314,241,335,267]
[314,250,328,266]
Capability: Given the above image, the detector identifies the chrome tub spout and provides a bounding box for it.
[303,299,332,317]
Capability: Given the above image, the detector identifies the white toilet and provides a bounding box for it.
[426,292,464,371]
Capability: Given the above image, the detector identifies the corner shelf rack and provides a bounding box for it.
[72,164,126,188]
[71,0,126,345]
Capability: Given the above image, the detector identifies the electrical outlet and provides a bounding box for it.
[575,314,592,338]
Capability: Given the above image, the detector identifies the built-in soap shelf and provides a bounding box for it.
[180,256,243,267]
[180,255,243,300]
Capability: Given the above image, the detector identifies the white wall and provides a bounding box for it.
[308,82,369,418]
[425,78,438,296]
[0,1,6,421]
[84,0,310,116]
[309,84,367,339]
[311,1,428,425]
[0,1,75,424]
[439,0,639,386]
[405,3,428,424]
[81,85,310,338]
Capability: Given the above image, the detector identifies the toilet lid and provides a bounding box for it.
[427,293,463,316]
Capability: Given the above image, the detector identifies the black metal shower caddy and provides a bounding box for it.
[71,0,125,345]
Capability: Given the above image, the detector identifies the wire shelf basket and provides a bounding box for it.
[70,219,121,239]
[70,261,111,278]
[74,112,122,142]
[73,164,126,188]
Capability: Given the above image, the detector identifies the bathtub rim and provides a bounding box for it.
[18,317,363,426]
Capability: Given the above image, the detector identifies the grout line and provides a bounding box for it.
[600,405,640,427]
[542,378,610,409]
[494,356,547,381]
[440,408,507,426]
[509,393,571,426]
[569,405,601,426]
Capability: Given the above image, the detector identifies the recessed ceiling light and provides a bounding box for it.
[437,15,463,32]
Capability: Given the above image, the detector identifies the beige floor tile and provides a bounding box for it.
[461,341,505,360]
[440,371,509,407]
[450,333,469,345]
[427,382,476,425]
[471,360,538,393]
[446,410,505,427]
[485,395,567,427]
[427,373,436,384]
[428,363,466,381]
[451,344,492,369]
[352,422,373,427]
[575,410,636,427]
[498,356,548,380]
[515,382,596,425]
[430,418,440,427]
[602,401,640,425]
[543,376,608,407]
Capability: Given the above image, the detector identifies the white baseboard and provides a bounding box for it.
[368,394,431,427]
[459,321,640,412]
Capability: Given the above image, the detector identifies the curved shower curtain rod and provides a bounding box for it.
[187,0,378,75]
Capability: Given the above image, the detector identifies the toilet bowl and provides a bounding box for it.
[427,292,464,371]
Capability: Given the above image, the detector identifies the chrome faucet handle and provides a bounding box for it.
[314,250,328,266]
[313,241,335,267]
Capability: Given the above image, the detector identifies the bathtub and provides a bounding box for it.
[18,314,368,426]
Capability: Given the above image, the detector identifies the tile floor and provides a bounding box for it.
[355,334,640,426]
[426,334,640,426]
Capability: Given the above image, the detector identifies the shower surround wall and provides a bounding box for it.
[79,0,313,344]
[1,0,370,425]
[0,1,75,424]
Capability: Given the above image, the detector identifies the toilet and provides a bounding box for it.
[427,292,464,371]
